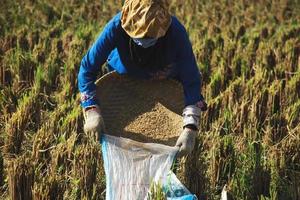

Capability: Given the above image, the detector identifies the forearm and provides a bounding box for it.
[78,64,98,108]
[182,80,207,130]
[78,18,118,108]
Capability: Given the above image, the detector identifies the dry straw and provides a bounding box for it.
[8,155,34,200]
[73,138,101,199]
[4,91,38,156]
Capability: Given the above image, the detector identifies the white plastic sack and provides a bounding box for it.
[101,134,197,200]
[164,172,197,200]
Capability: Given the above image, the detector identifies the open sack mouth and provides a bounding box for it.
[101,134,197,200]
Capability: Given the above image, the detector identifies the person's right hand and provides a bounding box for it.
[84,106,105,140]
[175,128,197,157]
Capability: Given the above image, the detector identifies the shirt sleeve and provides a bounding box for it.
[78,16,119,108]
[176,27,205,106]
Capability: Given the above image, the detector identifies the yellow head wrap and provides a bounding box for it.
[121,0,171,39]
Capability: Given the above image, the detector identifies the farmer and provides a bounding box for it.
[78,0,207,157]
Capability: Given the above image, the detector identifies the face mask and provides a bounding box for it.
[132,38,157,48]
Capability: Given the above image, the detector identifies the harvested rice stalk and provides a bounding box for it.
[8,155,34,200]
[32,174,64,200]
[50,132,77,175]
[59,104,83,138]
[178,136,209,198]
[72,138,101,199]
[32,123,56,168]
[32,104,70,166]
[0,152,3,187]
[4,90,38,156]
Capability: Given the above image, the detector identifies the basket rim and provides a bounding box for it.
[95,71,182,88]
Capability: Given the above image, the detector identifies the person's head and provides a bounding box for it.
[121,0,171,48]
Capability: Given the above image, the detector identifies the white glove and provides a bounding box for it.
[175,128,197,157]
[84,106,105,139]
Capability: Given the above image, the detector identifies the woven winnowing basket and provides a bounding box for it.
[95,71,185,146]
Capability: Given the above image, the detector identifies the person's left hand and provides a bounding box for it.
[175,127,197,157]
[83,106,105,140]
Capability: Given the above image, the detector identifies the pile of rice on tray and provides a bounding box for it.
[95,71,185,146]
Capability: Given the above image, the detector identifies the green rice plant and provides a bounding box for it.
[286,99,300,128]
[33,65,46,92]
[240,57,251,81]
[199,38,215,81]
[230,140,258,199]
[59,102,83,137]
[209,68,222,98]
[43,40,63,89]
[200,95,220,131]
[266,157,280,200]
[269,130,300,199]
[210,135,236,195]
[285,73,300,104]
[220,109,233,136]
[57,80,73,104]
[5,47,36,92]
[148,182,167,200]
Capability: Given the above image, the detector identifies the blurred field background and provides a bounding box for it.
[0,0,300,199]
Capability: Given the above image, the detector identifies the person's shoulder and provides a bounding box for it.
[168,16,189,45]
[108,12,122,27]
[170,16,187,34]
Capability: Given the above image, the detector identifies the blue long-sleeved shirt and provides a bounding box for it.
[78,12,204,108]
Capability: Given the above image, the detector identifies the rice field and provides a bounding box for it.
[0,0,300,199]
